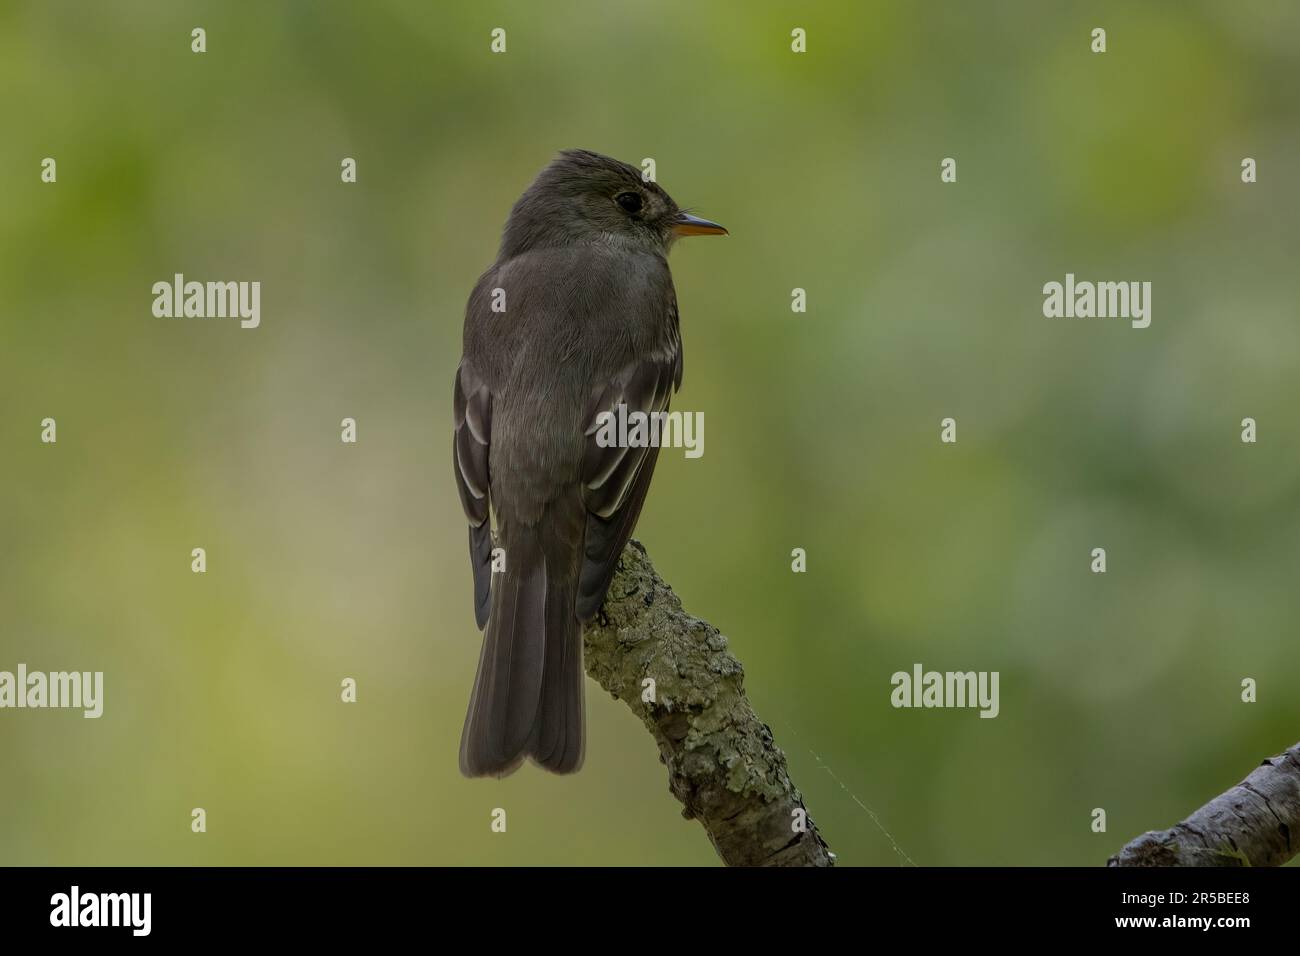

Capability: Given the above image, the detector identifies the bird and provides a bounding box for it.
[452,149,726,777]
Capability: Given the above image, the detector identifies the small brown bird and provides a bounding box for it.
[452,149,726,777]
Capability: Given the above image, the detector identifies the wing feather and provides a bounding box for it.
[453,361,494,628]
[576,346,679,621]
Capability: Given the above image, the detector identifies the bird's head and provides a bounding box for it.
[500,149,726,258]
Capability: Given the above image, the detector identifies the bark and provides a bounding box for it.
[583,540,834,867]
[1109,742,1300,867]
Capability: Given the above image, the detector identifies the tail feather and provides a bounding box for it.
[460,527,546,777]
[529,580,586,773]
[460,523,586,777]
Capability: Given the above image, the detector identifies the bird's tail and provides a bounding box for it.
[459,521,585,777]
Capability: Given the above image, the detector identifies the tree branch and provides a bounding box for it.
[583,540,834,867]
[1109,742,1300,867]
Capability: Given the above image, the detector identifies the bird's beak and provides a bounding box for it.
[672,212,728,237]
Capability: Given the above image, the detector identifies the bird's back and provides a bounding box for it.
[463,243,677,525]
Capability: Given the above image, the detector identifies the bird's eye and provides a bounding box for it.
[615,192,643,214]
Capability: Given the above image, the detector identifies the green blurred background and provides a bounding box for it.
[3,0,1298,866]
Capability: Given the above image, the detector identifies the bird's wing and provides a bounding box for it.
[452,359,494,629]
[576,338,682,621]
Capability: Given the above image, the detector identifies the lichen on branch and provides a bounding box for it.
[584,540,834,867]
